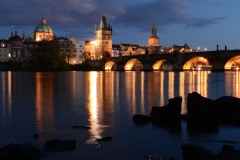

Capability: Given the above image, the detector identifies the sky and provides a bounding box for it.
[0,0,240,51]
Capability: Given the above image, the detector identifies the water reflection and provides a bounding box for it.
[35,72,54,133]
[0,72,13,123]
[225,71,240,97]
[86,71,103,144]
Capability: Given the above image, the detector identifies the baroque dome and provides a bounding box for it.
[34,18,53,33]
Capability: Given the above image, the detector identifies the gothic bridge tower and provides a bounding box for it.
[148,24,160,46]
[95,16,112,59]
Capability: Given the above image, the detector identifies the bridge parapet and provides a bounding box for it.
[103,50,240,71]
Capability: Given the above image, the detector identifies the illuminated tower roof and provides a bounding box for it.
[34,18,54,41]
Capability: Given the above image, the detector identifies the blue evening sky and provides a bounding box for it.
[0,0,239,51]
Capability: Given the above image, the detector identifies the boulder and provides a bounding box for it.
[0,143,42,160]
[150,96,182,123]
[132,114,151,124]
[44,139,76,152]
[187,92,217,119]
[181,143,216,160]
[96,136,112,142]
[216,144,240,160]
[215,96,240,124]
[72,125,91,129]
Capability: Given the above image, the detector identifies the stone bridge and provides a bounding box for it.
[88,50,240,71]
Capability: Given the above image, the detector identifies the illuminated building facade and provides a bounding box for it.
[94,16,112,59]
[0,39,10,62]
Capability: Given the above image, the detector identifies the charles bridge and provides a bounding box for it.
[86,49,240,71]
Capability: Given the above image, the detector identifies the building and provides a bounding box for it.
[84,40,96,60]
[94,16,112,59]
[146,25,162,54]
[171,43,193,53]
[69,37,85,64]
[34,18,54,42]
[148,24,160,46]
[0,39,10,62]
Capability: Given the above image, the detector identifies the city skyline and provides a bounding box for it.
[0,0,240,51]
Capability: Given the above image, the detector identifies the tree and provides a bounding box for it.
[59,39,76,64]
[33,38,68,71]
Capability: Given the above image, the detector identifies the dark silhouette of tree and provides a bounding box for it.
[59,39,76,64]
[33,38,68,71]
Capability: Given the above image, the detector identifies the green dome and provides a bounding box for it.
[34,18,53,33]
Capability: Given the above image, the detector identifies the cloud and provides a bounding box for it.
[184,17,227,28]
[0,0,228,41]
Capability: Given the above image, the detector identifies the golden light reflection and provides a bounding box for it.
[160,71,164,107]
[179,72,186,114]
[0,72,13,122]
[35,72,54,133]
[189,71,209,97]
[86,72,103,144]
[7,72,12,120]
[168,72,174,98]
[225,71,240,98]
[140,72,145,112]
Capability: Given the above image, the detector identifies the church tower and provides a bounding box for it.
[148,24,160,46]
[95,16,112,59]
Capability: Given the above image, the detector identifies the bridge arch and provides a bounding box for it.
[183,56,212,70]
[124,58,143,71]
[152,59,173,71]
[105,61,117,71]
[224,55,240,70]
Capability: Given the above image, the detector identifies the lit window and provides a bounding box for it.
[1,43,5,47]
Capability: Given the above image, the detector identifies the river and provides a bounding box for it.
[0,71,240,160]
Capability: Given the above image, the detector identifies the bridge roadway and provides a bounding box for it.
[88,50,240,71]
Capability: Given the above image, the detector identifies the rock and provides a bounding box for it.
[181,143,216,160]
[0,143,42,160]
[187,92,217,119]
[215,96,240,124]
[72,125,91,129]
[132,114,151,124]
[150,96,182,123]
[33,134,39,138]
[96,136,112,142]
[186,92,220,132]
[44,139,76,152]
[216,144,240,160]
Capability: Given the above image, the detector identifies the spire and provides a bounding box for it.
[151,24,158,38]
[99,16,107,29]
[41,17,47,24]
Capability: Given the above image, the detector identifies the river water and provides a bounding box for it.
[0,71,240,160]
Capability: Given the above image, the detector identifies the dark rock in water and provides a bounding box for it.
[187,92,217,119]
[0,143,42,160]
[216,144,240,160]
[44,139,76,152]
[72,125,91,129]
[96,136,112,142]
[186,92,220,132]
[150,96,182,123]
[215,96,240,124]
[181,143,216,160]
[33,134,39,138]
[132,114,151,124]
